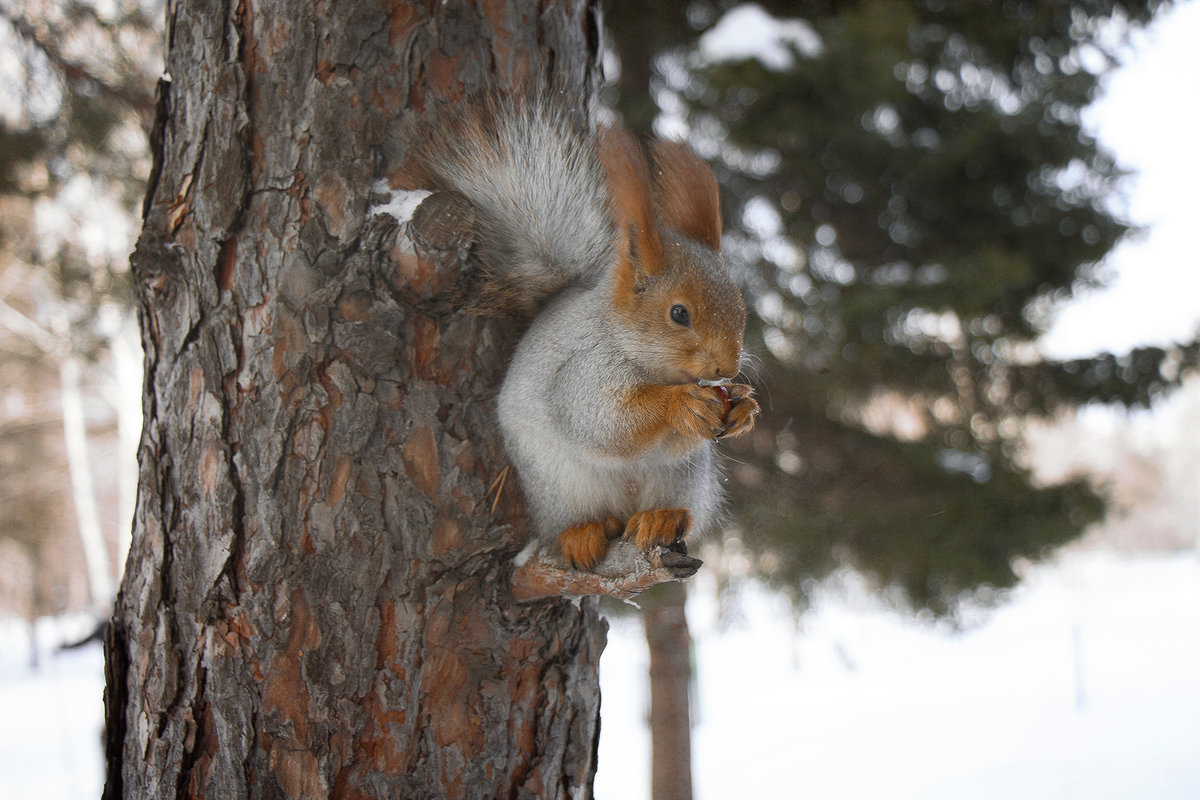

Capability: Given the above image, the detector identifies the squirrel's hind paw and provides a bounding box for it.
[558,517,623,570]
[624,508,692,552]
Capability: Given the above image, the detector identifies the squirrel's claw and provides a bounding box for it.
[623,508,692,551]
[675,383,728,442]
[717,383,759,439]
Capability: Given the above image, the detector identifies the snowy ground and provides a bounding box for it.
[1,551,1197,799]
[0,615,105,800]
[598,550,1200,799]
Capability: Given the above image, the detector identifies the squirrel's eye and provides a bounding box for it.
[670,304,691,327]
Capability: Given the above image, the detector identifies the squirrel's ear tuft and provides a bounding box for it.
[599,124,663,284]
[650,140,722,251]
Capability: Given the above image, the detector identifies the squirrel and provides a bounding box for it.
[406,99,759,571]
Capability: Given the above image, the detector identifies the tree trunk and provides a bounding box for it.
[645,581,694,800]
[102,309,143,566]
[104,2,609,798]
[60,353,114,609]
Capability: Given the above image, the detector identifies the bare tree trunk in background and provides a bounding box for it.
[60,353,114,608]
[102,310,143,566]
[646,581,694,800]
[103,2,610,798]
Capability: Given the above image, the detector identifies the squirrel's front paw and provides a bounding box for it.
[624,508,692,551]
[718,383,760,439]
[672,383,728,441]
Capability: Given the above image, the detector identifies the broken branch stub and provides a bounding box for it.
[510,544,703,602]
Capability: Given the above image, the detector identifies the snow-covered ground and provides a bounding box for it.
[0,616,106,800]
[1,551,1197,799]
[598,550,1200,800]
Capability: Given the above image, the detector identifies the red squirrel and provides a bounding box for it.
[407,100,759,570]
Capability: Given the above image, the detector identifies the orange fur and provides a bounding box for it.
[618,383,729,458]
[558,517,622,569]
[718,384,760,439]
[650,140,722,251]
[598,125,664,303]
[624,508,692,550]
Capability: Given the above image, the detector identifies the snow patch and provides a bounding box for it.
[699,4,823,70]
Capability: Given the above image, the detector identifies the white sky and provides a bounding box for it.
[1040,0,1200,359]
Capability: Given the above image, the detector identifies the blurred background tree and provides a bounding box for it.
[603,6,1199,796]
[0,0,158,619]
[605,0,1198,613]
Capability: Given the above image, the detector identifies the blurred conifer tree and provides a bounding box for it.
[0,1,159,614]
[0,0,158,306]
[606,0,1196,611]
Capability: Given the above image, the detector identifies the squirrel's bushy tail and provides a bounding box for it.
[410,99,614,314]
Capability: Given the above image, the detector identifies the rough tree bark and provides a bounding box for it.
[102,2,623,797]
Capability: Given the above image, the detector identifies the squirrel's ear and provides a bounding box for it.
[649,139,722,251]
[599,124,663,285]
